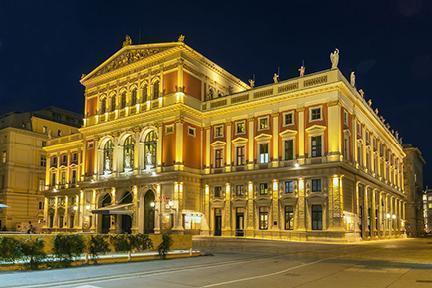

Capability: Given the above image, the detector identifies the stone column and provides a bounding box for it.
[157,125,163,172]
[54,196,59,228]
[132,185,139,233]
[247,118,254,170]
[271,179,279,231]
[175,120,184,170]
[226,123,232,172]
[222,183,231,236]
[327,101,341,162]
[64,196,69,229]
[378,192,383,237]
[177,59,184,92]
[296,178,306,231]
[297,107,305,163]
[109,188,117,233]
[272,113,279,167]
[362,186,369,238]
[328,175,343,231]
[154,184,161,234]
[201,184,210,235]
[371,189,377,238]
[133,132,140,173]
[205,127,211,174]
[246,181,255,236]
[172,182,184,233]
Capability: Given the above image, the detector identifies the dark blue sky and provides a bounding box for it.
[0,0,430,184]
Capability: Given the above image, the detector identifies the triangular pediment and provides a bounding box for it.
[232,137,248,144]
[81,43,180,82]
[254,133,272,141]
[279,129,298,137]
[305,124,326,133]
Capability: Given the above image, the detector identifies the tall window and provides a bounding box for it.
[214,125,224,138]
[311,135,322,157]
[153,80,160,99]
[236,146,245,166]
[284,112,294,126]
[144,131,157,169]
[311,205,323,230]
[61,171,66,185]
[285,206,294,230]
[214,186,222,198]
[103,140,114,173]
[311,178,322,192]
[100,98,106,114]
[214,149,223,168]
[284,139,294,160]
[259,143,269,163]
[235,185,244,197]
[71,170,77,184]
[51,156,58,167]
[258,117,269,130]
[284,180,294,193]
[40,155,46,167]
[110,96,116,111]
[120,92,127,109]
[343,134,350,161]
[259,207,269,230]
[142,84,148,101]
[259,183,268,195]
[310,107,321,121]
[51,173,56,186]
[71,153,78,164]
[131,89,137,105]
[123,136,135,171]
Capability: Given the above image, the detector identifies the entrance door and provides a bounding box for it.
[101,214,110,234]
[235,211,244,237]
[121,215,132,234]
[214,209,222,236]
[144,191,155,234]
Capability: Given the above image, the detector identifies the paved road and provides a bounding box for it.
[0,237,431,288]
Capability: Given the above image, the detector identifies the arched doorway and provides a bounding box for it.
[100,194,111,234]
[119,191,133,234]
[144,191,155,234]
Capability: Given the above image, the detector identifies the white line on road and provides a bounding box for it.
[201,258,331,287]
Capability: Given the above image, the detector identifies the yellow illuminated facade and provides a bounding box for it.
[43,36,406,241]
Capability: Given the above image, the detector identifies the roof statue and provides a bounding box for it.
[122,35,132,47]
[358,89,365,98]
[350,71,356,87]
[178,34,185,43]
[298,65,305,77]
[395,131,399,140]
[367,99,372,106]
[273,73,279,84]
[330,48,339,69]
[375,108,379,115]
[248,79,255,88]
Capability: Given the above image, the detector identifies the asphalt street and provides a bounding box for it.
[0,237,431,288]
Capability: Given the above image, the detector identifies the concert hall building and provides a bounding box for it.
[43,36,406,241]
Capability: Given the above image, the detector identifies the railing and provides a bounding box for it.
[48,133,82,145]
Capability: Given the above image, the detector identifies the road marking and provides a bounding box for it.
[13,257,266,288]
[201,258,331,287]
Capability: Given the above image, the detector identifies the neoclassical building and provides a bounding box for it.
[43,36,406,241]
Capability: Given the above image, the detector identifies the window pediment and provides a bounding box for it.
[279,129,298,137]
[211,140,226,147]
[254,133,272,141]
[232,137,248,144]
[305,125,326,133]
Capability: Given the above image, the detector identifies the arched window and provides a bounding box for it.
[100,98,106,114]
[120,92,127,109]
[144,131,157,169]
[152,80,159,100]
[142,84,148,101]
[103,140,114,173]
[123,136,135,171]
[131,89,137,105]
[110,96,116,111]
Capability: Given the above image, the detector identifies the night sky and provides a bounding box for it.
[0,1,430,184]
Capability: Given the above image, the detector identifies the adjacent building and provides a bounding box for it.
[403,144,426,236]
[0,107,81,231]
[43,36,407,241]
[423,187,432,233]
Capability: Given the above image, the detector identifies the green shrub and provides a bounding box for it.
[21,237,46,270]
[0,237,23,263]
[110,234,133,253]
[131,234,153,252]
[158,234,172,259]
[53,234,85,266]
[88,235,110,263]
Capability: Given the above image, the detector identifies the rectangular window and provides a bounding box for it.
[61,154,67,166]
[259,183,268,195]
[311,205,323,230]
[214,125,224,138]
[259,207,269,230]
[214,149,223,168]
[51,173,56,186]
[285,206,294,230]
[71,153,78,164]
[258,117,269,130]
[61,171,66,185]
[259,143,269,163]
[310,107,321,121]
[1,151,6,163]
[51,156,58,167]
[284,180,294,193]
[165,125,174,134]
[311,135,322,157]
[236,146,245,166]
[343,111,349,126]
[71,170,77,184]
[235,185,244,197]
[214,186,222,198]
[283,112,294,126]
[188,127,196,137]
[311,178,322,192]
[284,139,294,160]
[235,121,246,135]
[343,135,350,161]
